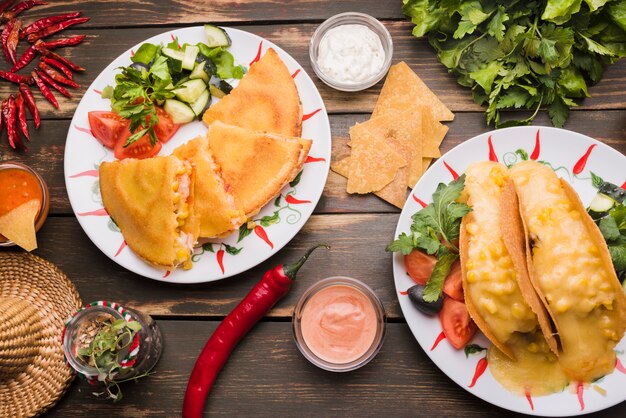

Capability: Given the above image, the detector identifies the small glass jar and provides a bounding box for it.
[293,276,386,372]
[63,301,163,383]
[0,161,50,247]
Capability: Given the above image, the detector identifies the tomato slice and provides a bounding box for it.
[152,106,179,143]
[404,250,437,285]
[439,298,477,349]
[114,131,162,160]
[443,259,463,301]
[88,111,128,149]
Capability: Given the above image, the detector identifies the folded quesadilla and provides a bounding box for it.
[508,161,626,382]
[202,48,302,137]
[173,136,246,238]
[207,121,311,217]
[99,155,200,271]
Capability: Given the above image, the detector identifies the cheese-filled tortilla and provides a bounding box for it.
[99,156,199,271]
[207,121,311,217]
[461,162,567,396]
[173,136,246,238]
[509,161,626,382]
[202,48,302,137]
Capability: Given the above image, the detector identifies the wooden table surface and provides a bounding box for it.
[1,1,624,416]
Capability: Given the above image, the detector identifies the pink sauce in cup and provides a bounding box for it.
[293,277,386,372]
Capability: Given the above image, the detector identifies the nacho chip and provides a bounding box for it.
[421,108,449,159]
[374,171,409,208]
[372,61,454,122]
[331,157,350,178]
[346,128,406,194]
[0,199,39,251]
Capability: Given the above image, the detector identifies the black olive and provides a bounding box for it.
[130,62,150,72]
[407,284,444,316]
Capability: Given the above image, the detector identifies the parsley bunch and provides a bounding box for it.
[402,0,626,127]
[387,175,470,302]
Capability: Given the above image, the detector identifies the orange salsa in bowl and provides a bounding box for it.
[0,162,49,246]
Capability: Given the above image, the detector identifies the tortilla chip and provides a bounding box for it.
[346,128,406,194]
[331,157,350,178]
[422,158,433,175]
[500,181,559,356]
[372,61,454,122]
[422,109,449,159]
[0,199,39,251]
[374,171,408,208]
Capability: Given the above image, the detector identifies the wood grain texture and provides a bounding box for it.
[2,111,625,215]
[44,320,625,417]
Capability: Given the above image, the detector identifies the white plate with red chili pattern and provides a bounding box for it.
[392,126,626,416]
[64,26,331,283]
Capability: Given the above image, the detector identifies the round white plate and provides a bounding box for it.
[392,126,626,416]
[64,27,331,283]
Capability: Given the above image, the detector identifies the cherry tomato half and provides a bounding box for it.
[114,131,162,160]
[405,250,437,285]
[439,298,477,349]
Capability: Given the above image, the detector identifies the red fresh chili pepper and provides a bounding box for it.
[40,56,72,79]
[41,34,85,49]
[530,129,541,160]
[33,43,84,71]
[6,18,21,64]
[27,16,90,42]
[1,19,15,63]
[285,194,311,204]
[0,70,31,84]
[10,44,36,72]
[216,249,225,274]
[573,144,597,175]
[182,244,328,418]
[38,61,78,87]
[21,11,81,38]
[35,68,70,97]
[3,0,46,20]
[31,70,58,108]
[19,83,39,128]
[254,225,273,248]
[14,92,28,140]
[0,0,15,14]
[468,356,488,388]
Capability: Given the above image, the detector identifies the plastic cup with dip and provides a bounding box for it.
[0,161,50,247]
[309,12,393,91]
[293,276,386,372]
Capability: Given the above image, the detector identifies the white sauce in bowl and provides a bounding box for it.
[316,24,385,84]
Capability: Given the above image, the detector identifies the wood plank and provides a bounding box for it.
[44,320,625,417]
[2,111,625,215]
[0,22,624,118]
[21,0,406,27]
[29,214,405,319]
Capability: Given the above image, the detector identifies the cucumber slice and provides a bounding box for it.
[599,182,626,204]
[164,99,196,124]
[173,79,207,103]
[204,24,231,47]
[209,84,226,99]
[190,61,210,83]
[190,88,211,118]
[589,193,615,213]
[182,45,199,71]
[162,47,185,61]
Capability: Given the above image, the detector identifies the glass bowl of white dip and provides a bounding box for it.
[310,12,393,92]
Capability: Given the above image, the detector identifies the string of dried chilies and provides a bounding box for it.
[0,1,88,150]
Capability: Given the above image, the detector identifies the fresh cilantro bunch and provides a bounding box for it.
[387,175,471,301]
[402,0,626,127]
[110,54,175,147]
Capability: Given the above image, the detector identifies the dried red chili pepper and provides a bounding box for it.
[35,68,70,97]
[41,34,85,49]
[2,0,46,20]
[182,244,328,418]
[1,19,15,63]
[21,11,81,38]
[0,70,31,84]
[2,96,23,149]
[31,70,58,108]
[0,0,15,15]
[14,92,29,140]
[10,44,36,72]
[40,56,72,79]
[38,61,78,88]
[19,83,40,128]
[6,18,22,64]
[34,43,84,71]
[27,16,89,42]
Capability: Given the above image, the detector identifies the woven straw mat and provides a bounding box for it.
[0,251,82,418]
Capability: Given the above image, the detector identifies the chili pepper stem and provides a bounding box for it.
[282,244,330,280]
